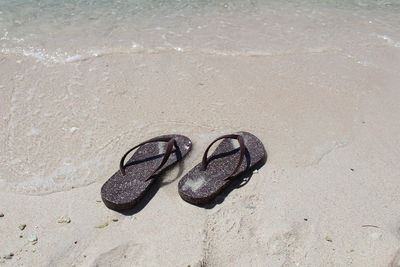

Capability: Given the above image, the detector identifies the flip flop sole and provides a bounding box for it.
[101,134,192,211]
[178,131,265,205]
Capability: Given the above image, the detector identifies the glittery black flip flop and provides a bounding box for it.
[101,134,192,211]
[178,131,265,205]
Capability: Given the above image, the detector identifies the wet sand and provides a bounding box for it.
[1,1,400,266]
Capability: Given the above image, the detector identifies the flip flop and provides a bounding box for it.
[178,131,265,205]
[101,134,192,210]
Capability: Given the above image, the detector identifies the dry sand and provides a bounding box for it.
[1,1,400,266]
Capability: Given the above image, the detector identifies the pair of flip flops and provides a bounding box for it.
[101,131,266,210]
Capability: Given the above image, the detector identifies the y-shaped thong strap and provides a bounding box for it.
[200,134,245,180]
[119,137,178,181]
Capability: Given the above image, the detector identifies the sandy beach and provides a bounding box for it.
[1,1,400,266]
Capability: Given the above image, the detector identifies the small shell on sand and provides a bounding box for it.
[70,127,79,133]
[325,236,333,242]
[19,224,26,230]
[94,222,109,228]
[57,216,71,223]
[3,253,14,259]
[0,213,4,217]
[27,234,38,244]
[112,218,118,222]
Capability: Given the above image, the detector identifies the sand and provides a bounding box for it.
[1,1,400,266]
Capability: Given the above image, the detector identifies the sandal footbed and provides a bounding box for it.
[101,134,192,210]
[178,131,265,205]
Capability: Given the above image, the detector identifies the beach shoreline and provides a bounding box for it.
[1,1,400,265]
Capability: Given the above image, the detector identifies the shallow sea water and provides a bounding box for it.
[1,0,399,62]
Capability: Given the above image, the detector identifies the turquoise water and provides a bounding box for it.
[1,0,399,63]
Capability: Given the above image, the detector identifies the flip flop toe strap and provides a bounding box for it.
[119,137,178,180]
[200,134,245,180]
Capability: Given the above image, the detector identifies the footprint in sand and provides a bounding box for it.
[90,242,161,267]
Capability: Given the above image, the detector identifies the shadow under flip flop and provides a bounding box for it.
[198,152,267,209]
[119,157,187,216]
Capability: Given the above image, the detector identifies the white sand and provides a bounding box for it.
[1,1,400,266]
